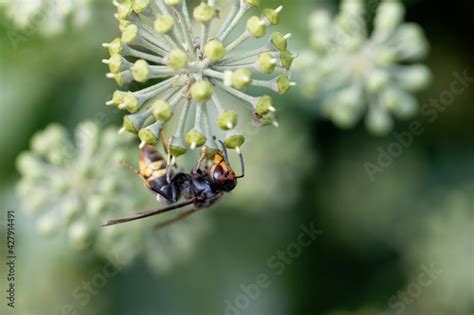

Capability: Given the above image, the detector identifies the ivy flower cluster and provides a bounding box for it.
[103,0,296,156]
[298,0,431,135]
[16,122,210,272]
[1,0,90,36]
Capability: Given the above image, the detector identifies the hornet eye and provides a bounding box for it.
[222,179,237,192]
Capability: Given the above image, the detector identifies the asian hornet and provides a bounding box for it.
[102,141,244,228]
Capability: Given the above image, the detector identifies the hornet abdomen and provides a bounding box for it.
[139,145,169,191]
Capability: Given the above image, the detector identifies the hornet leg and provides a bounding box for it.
[153,208,198,229]
[192,148,207,174]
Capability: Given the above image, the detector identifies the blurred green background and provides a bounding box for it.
[0,0,473,314]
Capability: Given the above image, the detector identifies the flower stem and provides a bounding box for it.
[218,4,247,42]
[211,79,257,107]
[123,45,165,64]
[219,46,270,65]
[216,0,240,39]
[175,99,192,138]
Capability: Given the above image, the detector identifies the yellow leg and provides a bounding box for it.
[159,129,172,155]
[192,149,207,174]
[159,129,175,183]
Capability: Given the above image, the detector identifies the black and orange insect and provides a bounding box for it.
[102,141,244,228]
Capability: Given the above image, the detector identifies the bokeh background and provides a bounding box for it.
[0,0,473,314]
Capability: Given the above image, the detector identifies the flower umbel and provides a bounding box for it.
[103,0,295,155]
[298,0,431,135]
[16,122,210,272]
[16,122,137,250]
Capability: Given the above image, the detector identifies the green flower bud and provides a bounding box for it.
[276,74,295,94]
[167,49,188,70]
[279,51,296,70]
[394,96,417,119]
[154,14,175,33]
[341,0,364,16]
[108,54,124,74]
[122,117,139,134]
[116,0,133,19]
[204,39,225,62]
[68,221,93,251]
[110,72,125,87]
[202,144,219,159]
[366,69,389,92]
[395,64,431,92]
[232,69,253,90]
[329,105,359,129]
[263,6,283,26]
[132,0,150,13]
[101,177,119,194]
[51,175,68,194]
[139,121,162,146]
[87,196,107,217]
[258,53,277,74]
[123,111,150,134]
[224,133,246,150]
[23,193,47,214]
[106,71,122,86]
[366,108,393,136]
[170,146,187,157]
[193,2,216,24]
[118,19,131,29]
[255,95,275,116]
[375,1,405,33]
[121,92,139,113]
[164,0,181,6]
[271,32,289,51]
[121,24,138,43]
[152,99,173,121]
[376,48,397,66]
[258,115,279,127]
[185,129,206,149]
[247,16,266,38]
[62,199,81,222]
[380,87,418,119]
[31,124,67,155]
[244,0,261,7]
[131,59,150,82]
[106,90,124,106]
[170,137,187,157]
[218,111,238,130]
[105,38,123,55]
[380,88,401,112]
[17,153,44,178]
[191,81,213,102]
[77,164,94,180]
[394,24,429,60]
[37,213,60,237]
